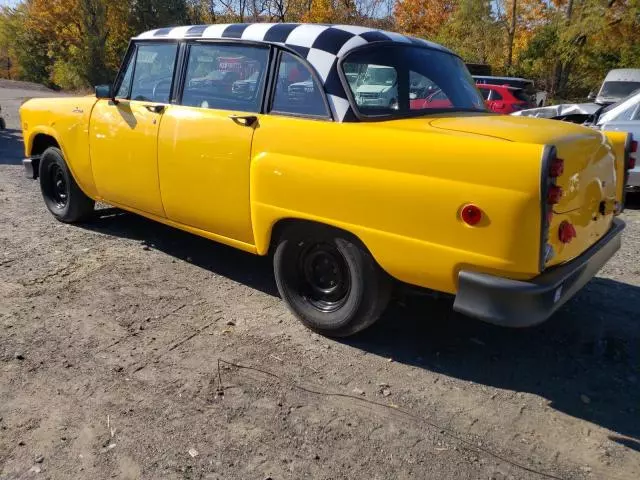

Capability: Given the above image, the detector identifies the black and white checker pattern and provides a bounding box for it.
[136,23,452,121]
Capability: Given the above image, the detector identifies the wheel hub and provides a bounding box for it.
[51,165,68,208]
[300,244,350,312]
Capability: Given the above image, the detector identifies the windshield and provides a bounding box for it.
[343,45,485,117]
[598,81,640,100]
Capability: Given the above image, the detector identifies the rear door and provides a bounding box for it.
[157,42,270,245]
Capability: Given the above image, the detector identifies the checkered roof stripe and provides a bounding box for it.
[135,23,453,121]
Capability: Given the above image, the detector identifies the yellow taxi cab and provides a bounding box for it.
[19,23,634,337]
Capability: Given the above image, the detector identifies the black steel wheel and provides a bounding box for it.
[274,223,392,337]
[39,147,94,223]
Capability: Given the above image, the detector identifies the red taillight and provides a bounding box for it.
[630,157,637,169]
[547,185,563,204]
[558,221,577,244]
[461,204,483,226]
[549,158,564,177]
[631,140,638,153]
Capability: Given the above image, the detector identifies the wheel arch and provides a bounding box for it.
[30,133,61,157]
[266,217,371,258]
[25,128,63,158]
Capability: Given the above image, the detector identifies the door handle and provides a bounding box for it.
[144,104,165,114]
[229,115,258,127]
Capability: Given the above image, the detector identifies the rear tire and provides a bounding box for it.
[273,223,391,337]
[39,147,94,223]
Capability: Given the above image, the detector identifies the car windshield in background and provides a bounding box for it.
[342,45,485,117]
[599,81,640,99]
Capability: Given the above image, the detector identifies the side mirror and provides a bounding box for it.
[95,84,113,99]
[587,91,596,101]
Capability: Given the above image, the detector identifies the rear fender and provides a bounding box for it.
[602,130,631,211]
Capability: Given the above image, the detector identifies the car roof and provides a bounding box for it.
[135,23,452,56]
[134,23,454,122]
[602,69,640,83]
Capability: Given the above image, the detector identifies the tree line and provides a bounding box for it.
[0,0,638,101]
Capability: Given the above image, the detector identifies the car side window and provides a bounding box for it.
[116,51,135,99]
[271,52,329,117]
[129,43,178,103]
[181,44,268,112]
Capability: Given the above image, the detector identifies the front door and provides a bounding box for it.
[157,43,270,245]
[89,42,179,217]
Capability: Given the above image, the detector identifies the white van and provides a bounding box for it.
[355,65,398,108]
[595,69,640,105]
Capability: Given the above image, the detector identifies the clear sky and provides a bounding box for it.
[0,0,21,7]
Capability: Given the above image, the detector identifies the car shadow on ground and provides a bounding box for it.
[83,207,279,297]
[0,128,24,165]
[346,281,640,450]
[83,207,640,450]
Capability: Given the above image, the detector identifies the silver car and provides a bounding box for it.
[596,90,640,191]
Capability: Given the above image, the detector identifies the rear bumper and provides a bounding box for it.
[453,219,625,327]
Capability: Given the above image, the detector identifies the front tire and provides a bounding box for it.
[273,223,391,337]
[39,147,94,223]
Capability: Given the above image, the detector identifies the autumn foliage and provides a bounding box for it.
[0,0,639,100]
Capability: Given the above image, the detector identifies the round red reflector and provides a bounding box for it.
[547,185,563,204]
[558,221,577,244]
[549,158,564,177]
[461,204,483,226]
[630,156,637,169]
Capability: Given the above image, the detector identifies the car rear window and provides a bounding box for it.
[512,89,530,102]
[342,44,485,118]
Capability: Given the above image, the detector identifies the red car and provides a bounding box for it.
[477,84,533,114]
[409,89,452,109]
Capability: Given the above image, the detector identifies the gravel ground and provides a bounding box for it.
[1,86,639,480]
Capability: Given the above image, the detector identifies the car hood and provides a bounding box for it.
[357,84,393,94]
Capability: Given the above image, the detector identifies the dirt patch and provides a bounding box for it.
[0,97,639,479]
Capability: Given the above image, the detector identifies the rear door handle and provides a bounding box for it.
[144,104,165,114]
[229,115,258,127]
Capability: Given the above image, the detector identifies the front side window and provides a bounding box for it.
[343,45,485,118]
[116,50,135,99]
[181,44,268,112]
[129,43,178,103]
[271,52,329,117]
